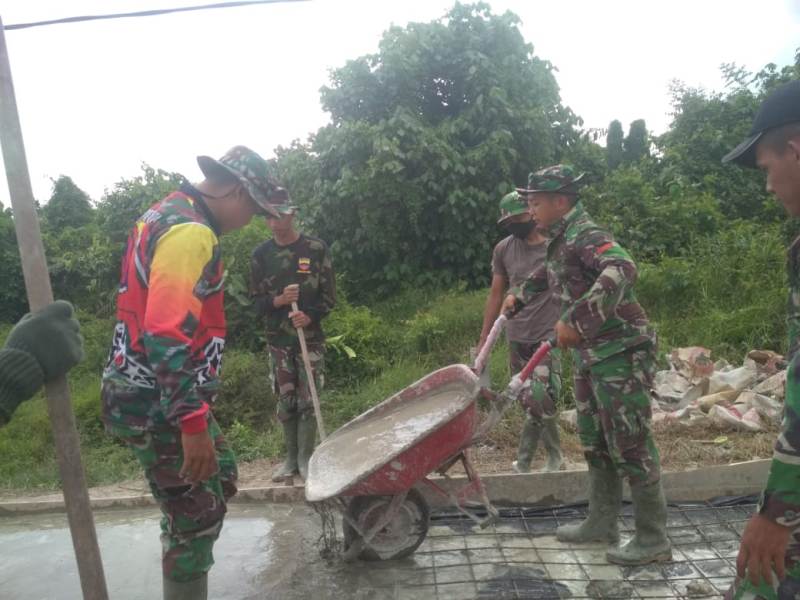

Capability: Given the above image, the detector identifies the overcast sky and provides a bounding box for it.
[1,0,798,204]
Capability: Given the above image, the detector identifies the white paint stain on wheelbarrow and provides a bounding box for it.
[305,365,477,502]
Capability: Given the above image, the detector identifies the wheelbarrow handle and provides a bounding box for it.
[471,337,555,444]
[472,314,507,375]
[517,338,555,382]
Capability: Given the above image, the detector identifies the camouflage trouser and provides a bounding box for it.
[268,342,324,423]
[574,344,661,487]
[724,531,800,599]
[111,414,238,583]
[509,340,561,424]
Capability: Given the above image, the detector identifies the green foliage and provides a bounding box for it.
[278,2,581,298]
[607,119,624,170]
[213,349,274,428]
[399,287,484,361]
[42,176,93,230]
[324,299,393,385]
[220,218,272,351]
[623,119,649,163]
[95,165,184,248]
[638,222,786,360]
[0,205,26,321]
[0,17,798,493]
[225,420,282,462]
[581,163,723,260]
[657,59,799,221]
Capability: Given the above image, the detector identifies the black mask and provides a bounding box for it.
[506,220,535,239]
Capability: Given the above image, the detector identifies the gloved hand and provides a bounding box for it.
[0,301,84,424]
[6,300,84,380]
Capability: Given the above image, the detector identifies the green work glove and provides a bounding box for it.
[0,300,84,424]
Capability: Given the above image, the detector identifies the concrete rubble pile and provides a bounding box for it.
[561,347,786,432]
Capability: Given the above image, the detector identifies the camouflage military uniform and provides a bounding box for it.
[250,234,336,421]
[725,238,800,599]
[719,80,800,599]
[101,184,237,583]
[100,147,284,588]
[514,200,660,486]
[510,340,561,420]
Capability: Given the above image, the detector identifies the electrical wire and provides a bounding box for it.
[3,0,310,31]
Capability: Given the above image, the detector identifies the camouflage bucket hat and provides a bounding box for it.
[520,164,585,195]
[497,191,529,224]
[197,145,285,218]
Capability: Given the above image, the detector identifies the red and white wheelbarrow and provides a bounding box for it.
[304,315,554,561]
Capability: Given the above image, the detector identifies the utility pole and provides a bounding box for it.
[0,16,109,600]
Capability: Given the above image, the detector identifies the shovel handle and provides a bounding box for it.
[291,301,327,439]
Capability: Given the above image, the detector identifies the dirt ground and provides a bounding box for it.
[0,418,778,503]
[477,416,778,474]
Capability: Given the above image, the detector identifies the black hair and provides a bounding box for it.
[761,122,800,155]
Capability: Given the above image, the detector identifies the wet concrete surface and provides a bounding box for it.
[0,501,747,599]
[0,503,363,600]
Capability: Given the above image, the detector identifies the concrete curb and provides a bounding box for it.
[0,459,770,516]
[418,459,770,508]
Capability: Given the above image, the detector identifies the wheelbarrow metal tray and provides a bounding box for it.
[305,364,479,502]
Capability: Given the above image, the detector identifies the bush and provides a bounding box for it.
[324,300,393,385]
[639,222,786,360]
[214,349,275,429]
[399,287,485,362]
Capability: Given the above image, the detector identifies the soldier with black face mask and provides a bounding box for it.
[478,191,563,473]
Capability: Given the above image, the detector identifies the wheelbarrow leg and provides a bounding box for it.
[423,450,499,529]
[461,451,500,528]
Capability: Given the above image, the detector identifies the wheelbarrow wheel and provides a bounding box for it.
[342,488,430,561]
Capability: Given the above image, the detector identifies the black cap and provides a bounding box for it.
[722,80,800,167]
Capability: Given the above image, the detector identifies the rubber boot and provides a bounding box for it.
[541,416,564,472]
[606,480,672,565]
[511,416,541,473]
[271,414,299,482]
[163,574,207,600]
[296,413,318,481]
[556,464,622,544]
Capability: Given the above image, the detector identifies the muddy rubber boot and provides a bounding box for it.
[271,415,299,482]
[511,417,541,473]
[163,574,207,600]
[606,480,672,565]
[556,465,622,544]
[541,416,564,472]
[296,413,318,481]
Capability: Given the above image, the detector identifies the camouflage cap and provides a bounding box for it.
[518,164,585,195]
[197,145,284,218]
[497,191,529,224]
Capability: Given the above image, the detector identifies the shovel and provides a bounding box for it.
[291,298,327,440]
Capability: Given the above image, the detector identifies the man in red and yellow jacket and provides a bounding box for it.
[101,146,282,600]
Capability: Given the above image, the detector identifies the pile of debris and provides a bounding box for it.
[650,346,785,432]
[560,347,786,432]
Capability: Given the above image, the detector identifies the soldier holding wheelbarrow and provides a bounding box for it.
[250,192,336,482]
[503,164,671,566]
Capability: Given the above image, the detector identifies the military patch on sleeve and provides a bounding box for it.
[596,242,614,255]
[297,257,311,274]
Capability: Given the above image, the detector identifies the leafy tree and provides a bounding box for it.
[582,163,722,261]
[95,165,184,248]
[0,204,27,321]
[279,2,581,298]
[623,119,649,163]
[607,120,624,170]
[42,176,93,230]
[657,59,798,221]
